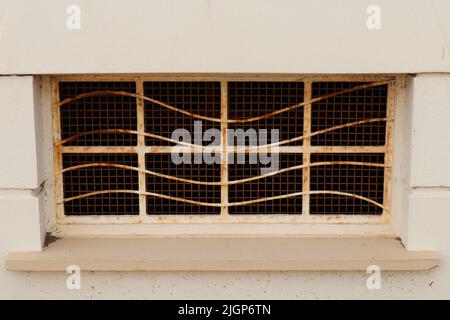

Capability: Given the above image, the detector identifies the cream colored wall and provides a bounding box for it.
[0,0,450,299]
[0,0,449,74]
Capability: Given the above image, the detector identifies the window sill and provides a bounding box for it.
[6,237,439,271]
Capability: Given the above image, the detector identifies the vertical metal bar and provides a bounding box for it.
[220,81,229,217]
[136,79,147,218]
[302,81,312,217]
[52,79,64,222]
[382,81,395,223]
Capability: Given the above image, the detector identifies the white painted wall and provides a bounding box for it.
[0,77,39,188]
[0,0,450,299]
[0,0,449,74]
[404,75,450,255]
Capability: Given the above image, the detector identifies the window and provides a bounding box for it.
[52,76,394,226]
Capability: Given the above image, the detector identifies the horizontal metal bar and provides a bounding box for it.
[53,74,396,83]
[60,146,387,154]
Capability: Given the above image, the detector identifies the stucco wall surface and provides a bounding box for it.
[0,0,450,300]
[0,0,449,74]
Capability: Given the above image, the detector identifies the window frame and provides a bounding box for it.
[50,74,396,235]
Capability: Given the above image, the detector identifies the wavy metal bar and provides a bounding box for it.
[58,80,393,124]
[60,189,385,210]
[58,118,390,148]
[228,191,385,209]
[58,161,387,186]
[61,190,222,207]
[227,161,386,185]
[230,118,390,151]
[229,80,392,123]
[58,128,213,148]
[59,162,222,186]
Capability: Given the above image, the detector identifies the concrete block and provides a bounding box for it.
[0,193,42,252]
[406,189,450,250]
[0,76,39,189]
[410,76,450,187]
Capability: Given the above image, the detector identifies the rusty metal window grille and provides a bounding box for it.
[53,76,394,224]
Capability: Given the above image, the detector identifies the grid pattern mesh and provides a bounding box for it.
[228,153,303,214]
[144,82,221,146]
[228,82,304,146]
[310,153,385,215]
[60,82,137,146]
[311,82,387,146]
[62,153,139,215]
[57,79,390,218]
[145,153,221,215]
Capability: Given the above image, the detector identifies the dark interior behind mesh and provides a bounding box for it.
[58,80,388,217]
[144,82,221,146]
[228,82,304,146]
[228,153,303,214]
[310,153,385,215]
[311,82,387,146]
[145,153,221,215]
[59,82,137,146]
[62,153,139,215]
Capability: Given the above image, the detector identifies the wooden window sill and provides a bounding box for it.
[6,237,439,271]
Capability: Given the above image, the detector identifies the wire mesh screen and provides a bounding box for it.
[62,153,139,215]
[311,82,387,146]
[228,153,303,214]
[144,82,221,146]
[56,78,391,220]
[145,153,221,215]
[310,153,385,215]
[228,82,304,146]
[60,82,137,146]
